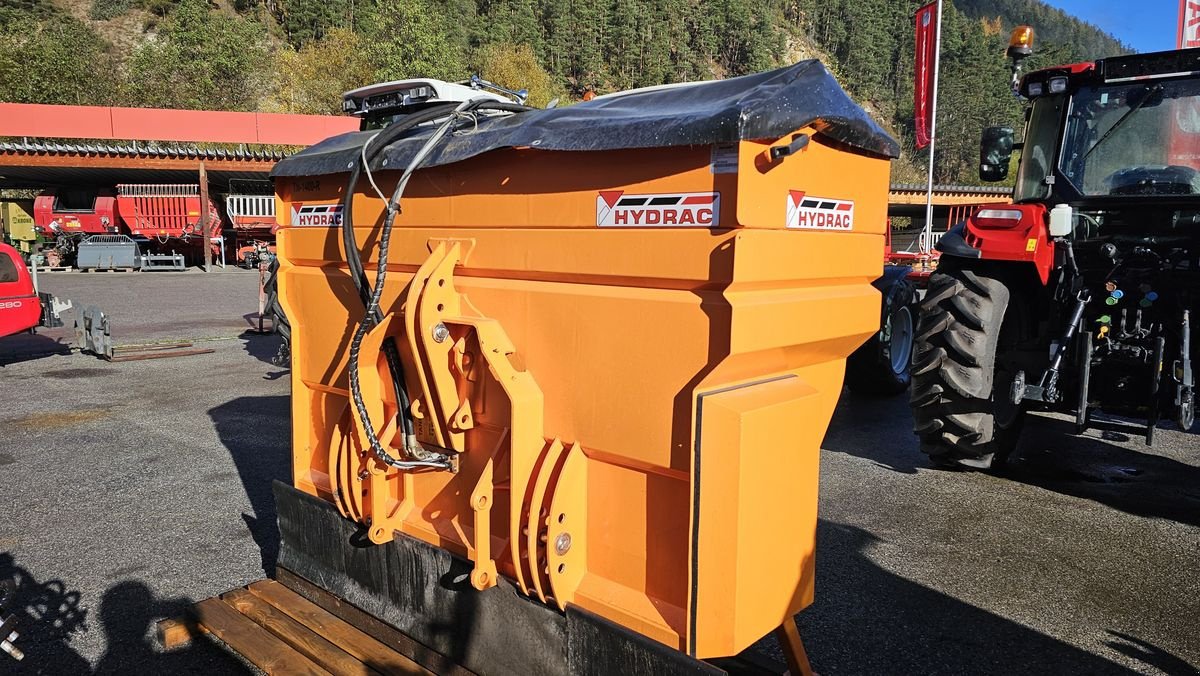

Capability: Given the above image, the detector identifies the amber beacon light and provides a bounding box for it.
[1007,25,1035,60]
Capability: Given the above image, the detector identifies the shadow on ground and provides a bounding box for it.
[824,390,1200,528]
[238,331,288,375]
[0,334,73,366]
[208,395,292,574]
[821,390,924,474]
[749,521,1165,675]
[0,554,243,674]
[1002,416,1200,528]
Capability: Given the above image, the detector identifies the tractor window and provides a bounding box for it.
[1015,95,1064,202]
[0,253,18,283]
[1060,79,1200,196]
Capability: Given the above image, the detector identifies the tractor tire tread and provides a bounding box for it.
[910,265,1020,469]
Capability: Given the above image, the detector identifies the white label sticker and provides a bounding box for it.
[710,143,739,174]
[597,191,719,227]
[786,191,854,231]
[290,203,344,227]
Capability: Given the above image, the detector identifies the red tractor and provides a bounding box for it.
[0,243,66,339]
[912,38,1200,469]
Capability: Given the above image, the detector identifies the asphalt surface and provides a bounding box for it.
[0,271,1197,675]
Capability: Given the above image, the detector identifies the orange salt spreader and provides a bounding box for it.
[270,62,899,674]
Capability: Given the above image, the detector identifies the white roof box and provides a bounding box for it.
[342,79,510,116]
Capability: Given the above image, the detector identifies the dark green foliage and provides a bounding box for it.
[89,0,132,21]
[786,0,1124,182]
[124,0,271,110]
[0,0,60,25]
[956,0,1130,60]
[358,0,469,81]
[1,0,1130,183]
[0,12,121,105]
[276,0,352,46]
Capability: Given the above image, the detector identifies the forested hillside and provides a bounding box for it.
[0,0,1129,182]
[957,0,1128,59]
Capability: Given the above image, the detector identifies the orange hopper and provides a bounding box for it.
[272,62,898,673]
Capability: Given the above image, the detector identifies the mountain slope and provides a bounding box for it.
[957,0,1130,60]
[0,0,1138,184]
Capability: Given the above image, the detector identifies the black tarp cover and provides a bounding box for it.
[271,60,900,179]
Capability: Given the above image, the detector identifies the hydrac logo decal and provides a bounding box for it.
[597,191,719,227]
[291,203,344,227]
[786,191,854,231]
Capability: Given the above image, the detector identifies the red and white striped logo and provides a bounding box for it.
[786,191,854,231]
[596,191,719,227]
[290,202,344,227]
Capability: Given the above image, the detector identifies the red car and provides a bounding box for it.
[0,242,42,338]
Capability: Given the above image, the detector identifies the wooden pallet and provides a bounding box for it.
[159,569,797,676]
[158,577,461,676]
[80,267,136,273]
[31,266,74,273]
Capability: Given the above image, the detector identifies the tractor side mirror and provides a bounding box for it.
[980,126,1015,182]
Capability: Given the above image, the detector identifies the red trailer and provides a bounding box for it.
[32,184,223,267]
[114,183,220,241]
[32,191,118,237]
[224,193,277,267]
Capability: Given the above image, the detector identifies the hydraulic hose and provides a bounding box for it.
[341,98,533,471]
[342,102,460,311]
[342,103,462,460]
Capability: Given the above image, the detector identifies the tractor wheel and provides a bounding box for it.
[910,265,1024,469]
[846,275,918,396]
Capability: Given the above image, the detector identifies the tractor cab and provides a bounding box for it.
[982,49,1200,206]
[912,34,1200,470]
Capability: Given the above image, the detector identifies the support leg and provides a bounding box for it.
[774,616,814,676]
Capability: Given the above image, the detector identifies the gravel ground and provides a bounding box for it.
[0,271,1197,674]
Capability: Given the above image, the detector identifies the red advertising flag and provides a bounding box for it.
[1181,0,1200,48]
[1175,1,1200,166]
[914,1,939,149]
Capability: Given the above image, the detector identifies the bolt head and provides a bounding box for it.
[554,532,572,555]
[432,323,450,343]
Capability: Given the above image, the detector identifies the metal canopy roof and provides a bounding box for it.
[0,141,283,189]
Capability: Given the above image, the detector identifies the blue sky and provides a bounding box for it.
[1040,0,1178,53]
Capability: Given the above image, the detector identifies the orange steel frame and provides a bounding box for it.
[276,131,890,664]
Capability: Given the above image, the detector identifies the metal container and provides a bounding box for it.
[274,62,899,664]
[76,235,141,270]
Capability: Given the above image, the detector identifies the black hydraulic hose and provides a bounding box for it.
[341,100,531,305]
[350,102,477,469]
[341,98,534,470]
[342,104,462,448]
[341,101,532,444]
[263,257,290,340]
[343,102,460,311]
